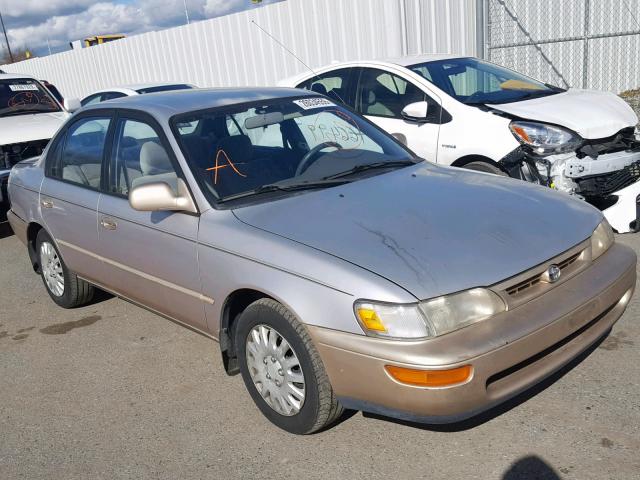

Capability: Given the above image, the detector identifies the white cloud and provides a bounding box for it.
[1,0,283,54]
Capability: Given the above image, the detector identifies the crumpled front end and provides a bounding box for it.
[500,127,640,233]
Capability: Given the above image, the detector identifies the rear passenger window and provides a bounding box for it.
[109,118,178,196]
[296,68,353,107]
[55,117,111,189]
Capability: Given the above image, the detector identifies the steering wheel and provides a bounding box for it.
[295,141,343,176]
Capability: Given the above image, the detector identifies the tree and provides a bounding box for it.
[0,47,34,65]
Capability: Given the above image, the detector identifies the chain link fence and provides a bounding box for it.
[487,0,640,117]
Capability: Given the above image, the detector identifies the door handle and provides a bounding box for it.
[100,217,118,230]
[41,199,54,209]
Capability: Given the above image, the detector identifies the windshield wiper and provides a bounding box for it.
[323,160,417,180]
[218,179,349,203]
[0,107,55,116]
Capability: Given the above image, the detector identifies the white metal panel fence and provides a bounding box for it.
[0,0,477,100]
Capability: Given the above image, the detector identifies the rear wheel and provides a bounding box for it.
[462,161,507,176]
[36,229,94,308]
[236,298,343,434]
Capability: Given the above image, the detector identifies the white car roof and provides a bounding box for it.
[279,54,469,86]
[89,82,194,96]
[0,73,38,81]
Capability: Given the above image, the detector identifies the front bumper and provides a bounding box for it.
[308,243,636,423]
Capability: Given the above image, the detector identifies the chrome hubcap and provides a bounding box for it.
[40,242,64,297]
[245,324,306,416]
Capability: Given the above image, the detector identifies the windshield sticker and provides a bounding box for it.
[293,98,335,110]
[207,148,247,184]
[9,84,38,92]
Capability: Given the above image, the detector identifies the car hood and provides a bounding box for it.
[0,111,68,145]
[233,163,602,300]
[488,89,638,139]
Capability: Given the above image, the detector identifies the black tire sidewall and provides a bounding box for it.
[36,229,75,308]
[235,302,322,434]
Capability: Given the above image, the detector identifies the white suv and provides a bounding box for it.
[280,55,640,232]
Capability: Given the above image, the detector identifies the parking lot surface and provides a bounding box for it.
[1,226,639,480]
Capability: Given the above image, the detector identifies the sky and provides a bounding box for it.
[0,0,283,56]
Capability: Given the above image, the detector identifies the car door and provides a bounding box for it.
[96,111,207,331]
[40,113,113,284]
[355,67,442,162]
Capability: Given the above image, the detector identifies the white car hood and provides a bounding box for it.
[489,89,638,139]
[0,111,69,145]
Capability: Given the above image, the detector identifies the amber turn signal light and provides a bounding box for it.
[385,364,472,387]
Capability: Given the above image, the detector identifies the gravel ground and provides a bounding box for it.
[0,226,639,480]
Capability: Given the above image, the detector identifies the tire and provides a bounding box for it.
[235,298,343,434]
[462,161,508,176]
[36,229,94,308]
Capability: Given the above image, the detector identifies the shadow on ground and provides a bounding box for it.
[503,455,562,479]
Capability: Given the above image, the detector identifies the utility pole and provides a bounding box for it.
[0,7,13,63]
[183,0,190,24]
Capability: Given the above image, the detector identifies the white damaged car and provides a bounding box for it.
[281,55,640,232]
[1,73,70,221]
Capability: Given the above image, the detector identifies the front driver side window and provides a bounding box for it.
[109,118,178,196]
[357,68,426,118]
[52,116,111,189]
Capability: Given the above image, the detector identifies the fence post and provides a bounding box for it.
[582,0,590,88]
[476,0,488,59]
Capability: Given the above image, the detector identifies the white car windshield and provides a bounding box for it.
[410,57,562,105]
[0,78,61,116]
[172,96,417,203]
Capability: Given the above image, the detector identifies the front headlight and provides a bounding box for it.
[509,121,582,155]
[591,219,614,261]
[355,288,506,339]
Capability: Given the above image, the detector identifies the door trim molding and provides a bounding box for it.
[57,239,215,305]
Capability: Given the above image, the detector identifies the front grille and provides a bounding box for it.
[577,160,640,197]
[506,252,581,296]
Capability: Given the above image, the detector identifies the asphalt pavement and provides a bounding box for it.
[1,226,639,479]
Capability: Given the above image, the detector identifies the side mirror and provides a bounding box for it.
[129,178,197,213]
[64,98,81,113]
[401,101,429,121]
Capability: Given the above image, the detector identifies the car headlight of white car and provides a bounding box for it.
[591,218,615,261]
[509,120,582,155]
[355,288,506,339]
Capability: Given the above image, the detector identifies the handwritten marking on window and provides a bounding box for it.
[206,149,247,184]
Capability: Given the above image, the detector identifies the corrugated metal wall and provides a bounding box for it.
[0,0,477,99]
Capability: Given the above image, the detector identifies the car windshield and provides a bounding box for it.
[172,96,416,203]
[0,78,61,116]
[409,57,560,105]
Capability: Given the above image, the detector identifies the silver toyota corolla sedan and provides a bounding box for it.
[7,88,637,434]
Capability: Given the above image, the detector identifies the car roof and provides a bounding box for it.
[279,54,470,86]
[81,87,316,117]
[384,53,468,66]
[0,73,38,81]
[88,82,194,96]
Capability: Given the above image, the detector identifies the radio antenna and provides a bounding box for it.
[250,20,346,105]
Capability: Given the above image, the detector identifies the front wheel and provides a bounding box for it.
[461,161,507,176]
[36,229,94,308]
[235,298,343,434]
